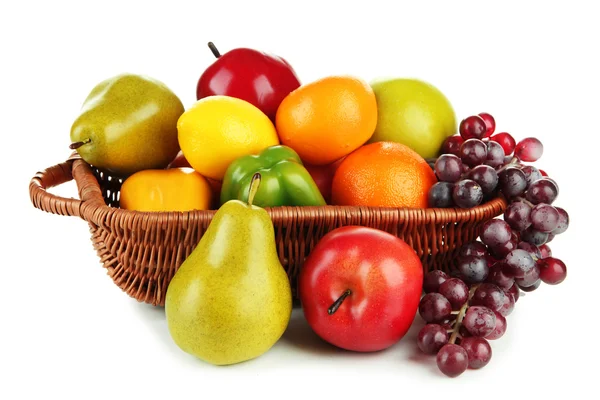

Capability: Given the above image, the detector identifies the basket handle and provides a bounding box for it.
[29,153,104,218]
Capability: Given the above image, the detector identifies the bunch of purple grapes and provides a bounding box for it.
[417,233,567,377]
[419,112,570,377]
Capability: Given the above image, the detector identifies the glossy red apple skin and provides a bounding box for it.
[196,45,301,121]
[298,226,424,352]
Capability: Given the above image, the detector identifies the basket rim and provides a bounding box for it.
[30,154,507,227]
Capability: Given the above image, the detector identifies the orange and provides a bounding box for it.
[331,141,437,208]
[275,76,377,166]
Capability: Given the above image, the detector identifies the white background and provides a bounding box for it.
[2,1,598,399]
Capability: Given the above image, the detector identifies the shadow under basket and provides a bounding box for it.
[29,154,507,306]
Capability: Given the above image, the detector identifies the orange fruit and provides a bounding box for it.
[275,76,377,165]
[331,141,437,208]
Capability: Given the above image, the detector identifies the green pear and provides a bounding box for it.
[165,173,292,365]
[369,78,456,159]
[70,73,184,177]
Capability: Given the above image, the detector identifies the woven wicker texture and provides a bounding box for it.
[30,155,507,306]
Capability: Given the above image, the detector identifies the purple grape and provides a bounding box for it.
[486,311,507,340]
[419,293,452,323]
[417,324,448,354]
[503,249,535,278]
[539,244,552,258]
[546,232,556,243]
[505,283,520,303]
[456,255,489,284]
[517,241,542,259]
[471,283,506,312]
[460,337,492,369]
[486,262,515,290]
[530,204,559,232]
[552,207,569,234]
[489,237,517,259]
[521,227,549,246]
[515,263,540,287]
[503,201,532,232]
[526,178,558,204]
[515,137,543,162]
[481,219,512,248]
[428,182,455,208]
[538,257,567,285]
[452,179,483,208]
[484,140,505,168]
[521,165,543,187]
[518,279,541,292]
[460,138,488,167]
[435,154,464,183]
[469,165,498,194]
[459,241,488,258]
[439,278,469,310]
[499,167,527,197]
[423,270,449,293]
[498,290,515,316]
[437,344,469,377]
[463,306,496,337]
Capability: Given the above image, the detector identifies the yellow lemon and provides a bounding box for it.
[177,96,280,181]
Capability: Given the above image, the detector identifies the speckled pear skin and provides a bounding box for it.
[70,73,184,177]
[165,200,292,366]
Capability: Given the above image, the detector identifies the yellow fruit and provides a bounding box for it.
[120,168,212,212]
[177,96,280,181]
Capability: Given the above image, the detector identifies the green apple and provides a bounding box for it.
[369,78,456,159]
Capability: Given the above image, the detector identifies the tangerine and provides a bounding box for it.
[275,76,377,166]
[331,141,437,208]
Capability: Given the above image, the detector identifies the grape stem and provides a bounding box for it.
[496,156,520,173]
[449,284,480,344]
[514,196,535,208]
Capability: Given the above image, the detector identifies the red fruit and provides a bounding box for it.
[304,157,345,204]
[515,137,544,162]
[442,135,464,157]
[478,112,496,138]
[298,226,423,352]
[196,42,301,121]
[459,115,487,140]
[490,132,516,155]
[539,169,548,177]
[168,151,192,169]
[538,257,567,285]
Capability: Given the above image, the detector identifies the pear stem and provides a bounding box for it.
[208,42,221,58]
[328,289,352,315]
[69,138,91,150]
[247,173,261,206]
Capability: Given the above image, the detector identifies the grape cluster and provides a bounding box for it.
[428,113,551,210]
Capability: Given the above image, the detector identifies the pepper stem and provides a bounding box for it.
[247,173,261,206]
[208,42,221,58]
[69,138,91,150]
[328,289,352,315]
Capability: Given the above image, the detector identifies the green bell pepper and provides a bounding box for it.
[220,145,326,207]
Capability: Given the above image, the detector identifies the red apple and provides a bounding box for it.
[298,226,424,352]
[196,42,301,121]
[304,157,345,204]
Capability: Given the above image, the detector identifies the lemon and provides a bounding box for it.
[177,96,280,181]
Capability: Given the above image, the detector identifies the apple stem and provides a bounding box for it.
[328,289,352,315]
[207,42,221,58]
[69,138,91,150]
[247,173,261,206]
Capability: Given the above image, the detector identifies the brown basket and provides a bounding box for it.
[29,154,507,306]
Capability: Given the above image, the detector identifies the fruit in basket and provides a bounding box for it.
[304,157,345,204]
[168,151,222,208]
[298,226,423,352]
[177,95,279,181]
[220,145,325,207]
[368,78,456,159]
[120,168,213,212]
[196,42,301,122]
[70,73,184,177]
[331,141,437,208]
[275,75,377,165]
[165,173,292,365]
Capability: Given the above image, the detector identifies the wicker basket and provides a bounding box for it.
[29,154,507,306]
